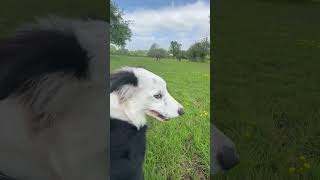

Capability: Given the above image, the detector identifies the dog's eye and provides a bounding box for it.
[153,93,162,99]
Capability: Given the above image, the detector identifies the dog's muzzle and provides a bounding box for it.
[178,108,185,115]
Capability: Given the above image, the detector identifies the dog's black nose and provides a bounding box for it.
[178,108,185,115]
[216,146,239,170]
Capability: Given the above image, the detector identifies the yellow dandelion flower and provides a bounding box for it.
[288,167,296,174]
[304,163,311,169]
[299,155,306,161]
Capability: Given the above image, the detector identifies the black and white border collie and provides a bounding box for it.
[0,16,109,180]
[110,67,184,180]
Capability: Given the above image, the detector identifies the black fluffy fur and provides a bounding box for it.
[0,172,17,180]
[0,29,89,100]
[110,118,146,180]
[110,71,138,93]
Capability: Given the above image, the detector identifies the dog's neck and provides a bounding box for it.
[110,93,146,129]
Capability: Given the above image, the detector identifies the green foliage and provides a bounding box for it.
[177,50,188,60]
[213,0,320,179]
[187,37,210,62]
[147,43,168,60]
[169,41,182,61]
[111,55,210,179]
[110,44,117,54]
[110,2,132,48]
[110,47,149,57]
[117,48,129,55]
[147,43,159,56]
[259,0,313,2]
[153,48,168,60]
[127,50,148,57]
[111,48,129,56]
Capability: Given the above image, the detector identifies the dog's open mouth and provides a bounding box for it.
[147,110,168,122]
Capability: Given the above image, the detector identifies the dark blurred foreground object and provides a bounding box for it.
[0,172,17,180]
[0,16,109,180]
[211,124,240,175]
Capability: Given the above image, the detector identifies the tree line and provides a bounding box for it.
[146,38,210,62]
[110,1,210,62]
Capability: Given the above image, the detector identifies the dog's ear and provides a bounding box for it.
[0,28,90,101]
[110,70,138,102]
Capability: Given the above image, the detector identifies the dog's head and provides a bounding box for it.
[110,67,184,128]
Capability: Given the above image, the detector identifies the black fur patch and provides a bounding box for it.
[110,118,146,180]
[0,29,90,100]
[110,70,138,93]
[0,171,17,180]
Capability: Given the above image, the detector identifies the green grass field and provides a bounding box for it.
[213,0,320,179]
[111,55,210,179]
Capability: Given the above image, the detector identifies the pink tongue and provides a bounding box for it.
[149,110,167,121]
[150,110,160,116]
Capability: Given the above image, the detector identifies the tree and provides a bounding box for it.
[169,41,182,61]
[187,37,210,61]
[110,44,117,54]
[203,37,210,59]
[177,50,187,60]
[153,48,168,61]
[147,43,167,60]
[147,43,159,57]
[128,50,148,57]
[116,48,129,56]
[110,2,132,48]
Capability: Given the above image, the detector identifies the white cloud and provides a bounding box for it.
[122,1,210,50]
[124,1,210,35]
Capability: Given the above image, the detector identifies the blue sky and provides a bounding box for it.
[112,0,210,50]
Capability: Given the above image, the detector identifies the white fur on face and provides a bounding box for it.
[110,67,184,129]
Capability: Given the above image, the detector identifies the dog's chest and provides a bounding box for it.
[110,118,147,180]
